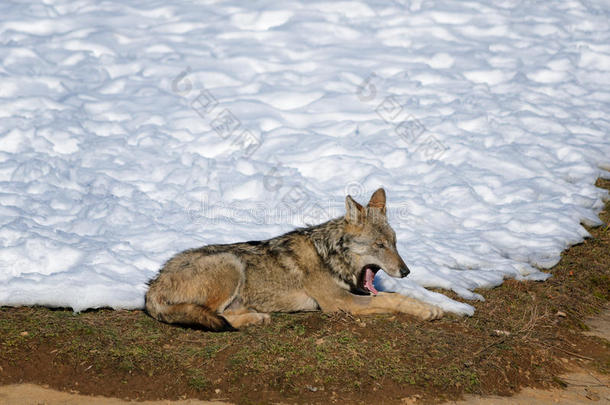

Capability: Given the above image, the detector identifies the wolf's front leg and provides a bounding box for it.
[363,292,444,320]
[304,272,443,320]
[313,290,443,320]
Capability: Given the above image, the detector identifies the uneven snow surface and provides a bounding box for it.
[1,0,609,315]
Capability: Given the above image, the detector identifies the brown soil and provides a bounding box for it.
[454,367,610,404]
[0,383,224,405]
[1,179,609,405]
[1,363,608,405]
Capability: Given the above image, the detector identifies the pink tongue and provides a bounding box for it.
[364,268,379,295]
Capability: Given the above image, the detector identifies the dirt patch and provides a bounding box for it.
[1,309,608,405]
[454,369,610,404]
[1,179,609,404]
[452,306,610,404]
[585,305,610,341]
[0,384,226,405]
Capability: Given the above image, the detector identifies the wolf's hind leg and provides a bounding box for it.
[145,252,245,331]
[155,303,236,331]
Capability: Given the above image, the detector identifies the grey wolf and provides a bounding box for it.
[145,188,443,331]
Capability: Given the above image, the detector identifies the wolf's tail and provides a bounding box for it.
[145,293,236,332]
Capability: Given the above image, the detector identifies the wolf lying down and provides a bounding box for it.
[145,188,443,331]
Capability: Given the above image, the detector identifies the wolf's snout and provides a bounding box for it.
[399,266,410,278]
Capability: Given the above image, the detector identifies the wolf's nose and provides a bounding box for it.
[400,266,410,277]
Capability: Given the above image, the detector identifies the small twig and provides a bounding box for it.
[179,339,206,344]
[552,345,595,361]
[473,337,508,358]
[586,371,610,388]
[213,343,232,354]
[340,309,356,321]
[518,304,548,341]
[559,382,607,388]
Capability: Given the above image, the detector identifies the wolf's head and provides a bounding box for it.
[340,188,410,295]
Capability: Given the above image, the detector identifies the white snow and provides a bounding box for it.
[1,0,609,316]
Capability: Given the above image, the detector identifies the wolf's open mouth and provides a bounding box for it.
[358,264,381,295]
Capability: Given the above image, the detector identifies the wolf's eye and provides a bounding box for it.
[375,242,385,249]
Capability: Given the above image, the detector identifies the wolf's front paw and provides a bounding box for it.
[417,304,444,321]
[397,298,444,320]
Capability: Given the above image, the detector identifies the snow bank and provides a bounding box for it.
[1,0,609,315]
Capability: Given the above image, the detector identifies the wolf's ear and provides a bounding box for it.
[345,195,365,224]
[367,188,386,217]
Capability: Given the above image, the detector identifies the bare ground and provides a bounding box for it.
[1,179,609,404]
